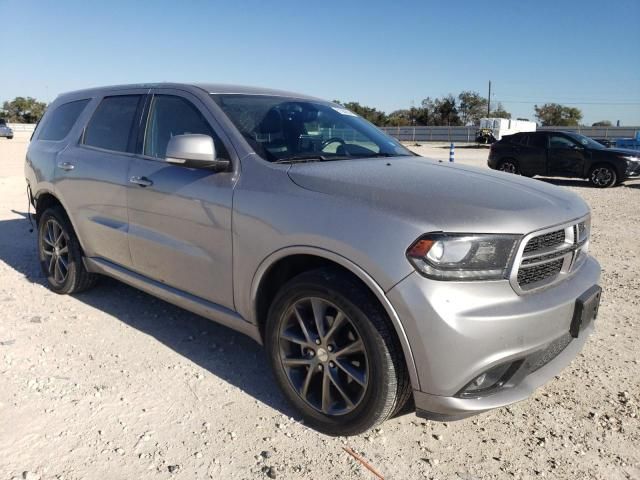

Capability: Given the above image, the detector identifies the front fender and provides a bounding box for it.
[247,245,420,390]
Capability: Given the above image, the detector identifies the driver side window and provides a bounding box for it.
[549,135,576,149]
[144,95,228,160]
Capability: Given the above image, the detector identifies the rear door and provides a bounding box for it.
[547,133,586,177]
[126,88,237,308]
[516,133,547,176]
[509,133,547,175]
[55,89,147,266]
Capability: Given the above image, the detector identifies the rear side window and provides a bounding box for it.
[83,95,142,153]
[38,99,90,141]
[529,134,547,148]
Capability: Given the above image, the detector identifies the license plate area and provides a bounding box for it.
[570,285,601,338]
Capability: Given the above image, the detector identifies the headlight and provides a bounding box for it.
[622,155,640,162]
[406,233,520,280]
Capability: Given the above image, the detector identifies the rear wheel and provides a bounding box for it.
[497,159,519,174]
[38,206,98,294]
[589,164,618,188]
[265,268,411,436]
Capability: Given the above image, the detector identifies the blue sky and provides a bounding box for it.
[2,0,639,125]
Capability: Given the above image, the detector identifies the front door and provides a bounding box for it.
[126,89,236,309]
[547,133,586,177]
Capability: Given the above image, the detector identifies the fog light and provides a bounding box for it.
[458,361,522,398]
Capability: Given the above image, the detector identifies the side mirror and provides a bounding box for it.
[165,134,230,171]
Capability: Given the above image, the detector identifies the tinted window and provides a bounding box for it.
[549,135,576,149]
[144,95,228,159]
[529,134,547,149]
[84,95,141,152]
[38,99,90,141]
[515,134,529,146]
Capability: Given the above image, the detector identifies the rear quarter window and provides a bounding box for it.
[37,99,90,141]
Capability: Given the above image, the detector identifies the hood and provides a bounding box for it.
[598,147,640,157]
[287,156,589,234]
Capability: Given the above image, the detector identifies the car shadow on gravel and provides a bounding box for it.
[0,212,296,419]
[536,178,594,188]
[538,178,640,189]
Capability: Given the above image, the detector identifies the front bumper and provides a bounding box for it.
[386,255,601,419]
[625,161,640,178]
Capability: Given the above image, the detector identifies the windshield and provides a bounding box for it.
[565,132,605,150]
[210,94,412,163]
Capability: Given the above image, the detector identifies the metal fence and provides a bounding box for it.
[4,123,639,142]
[7,123,36,132]
[380,125,640,143]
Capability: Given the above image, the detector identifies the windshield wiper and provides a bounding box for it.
[273,154,352,164]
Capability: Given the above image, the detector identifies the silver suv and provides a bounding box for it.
[25,83,601,435]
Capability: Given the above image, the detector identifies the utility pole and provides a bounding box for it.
[487,80,491,116]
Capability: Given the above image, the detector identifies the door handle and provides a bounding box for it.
[129,176,153,187]
[57,162,75,171]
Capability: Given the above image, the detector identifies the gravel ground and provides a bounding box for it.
[0,133,638,480]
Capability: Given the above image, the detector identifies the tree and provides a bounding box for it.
[1,97,47,123]
[534,103,582,126]
[386,109,413,126]
[490,102,511,119]
[458,91,488,125]
[592,120,612,127]
[336,101,387,126]
[433,95,461,126]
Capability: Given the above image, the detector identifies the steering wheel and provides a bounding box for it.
[321,137,346,151]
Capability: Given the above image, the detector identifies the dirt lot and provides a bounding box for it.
[1,132,638,479]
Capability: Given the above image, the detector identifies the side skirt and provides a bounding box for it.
[84,257,262,344]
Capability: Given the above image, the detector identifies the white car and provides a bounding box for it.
[0,120,13,139]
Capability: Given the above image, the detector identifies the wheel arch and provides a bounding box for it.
[33,190,87,251]
[250,246,420,390]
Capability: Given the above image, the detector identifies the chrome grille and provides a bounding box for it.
[523,230,565,254]
[511,217,590,293]
[517,258,564,286]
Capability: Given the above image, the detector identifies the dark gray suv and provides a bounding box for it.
[25,83,601,435]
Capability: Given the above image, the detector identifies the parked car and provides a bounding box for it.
[488,130,640,187]
[25,83,601,435]
[0,119,13,139]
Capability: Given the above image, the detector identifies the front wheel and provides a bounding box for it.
[589,164,618,188]
[265,268,411,436]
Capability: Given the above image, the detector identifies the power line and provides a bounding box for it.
[496,99,640,106]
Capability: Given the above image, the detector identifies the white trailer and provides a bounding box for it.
[476,118,536,143]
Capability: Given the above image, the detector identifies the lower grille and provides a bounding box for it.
[517,258,564,286]
[525,333,573,374]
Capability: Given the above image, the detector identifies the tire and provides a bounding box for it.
[497,159,519,174]
[38,206,98,294]
[265,268,411,436]
[588,164,618,188]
